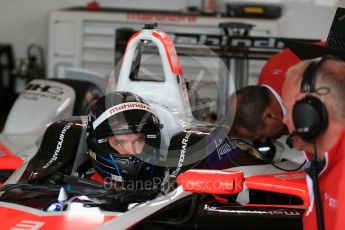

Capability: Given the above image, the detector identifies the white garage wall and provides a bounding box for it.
[0,0,190,61]
[0,0,341,64]
[278,1,337,40]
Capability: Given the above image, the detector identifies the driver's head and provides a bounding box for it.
[86,91,163,187]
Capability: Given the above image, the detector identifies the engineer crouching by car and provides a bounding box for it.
[225,48,305,164]
[227,48,301,144]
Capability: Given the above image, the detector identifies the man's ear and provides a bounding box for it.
[294,92,306,101]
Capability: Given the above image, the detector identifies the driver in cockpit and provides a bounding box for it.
[12,91,278,194]
[85,91,276,192]
[86,91,165,190]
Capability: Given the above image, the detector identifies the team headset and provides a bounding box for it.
[291,57,328,141]
[291,56,329,230]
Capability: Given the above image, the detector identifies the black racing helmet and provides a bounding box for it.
[86,91,164,187]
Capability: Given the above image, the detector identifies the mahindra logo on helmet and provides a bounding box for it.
[26,83,64,95]
[109,102,151,115]
[93,102,154,130]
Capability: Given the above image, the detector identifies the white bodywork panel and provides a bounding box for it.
[115,27,197,156]
[0,79,76,158]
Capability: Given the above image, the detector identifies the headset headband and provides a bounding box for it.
[300,57,327,93]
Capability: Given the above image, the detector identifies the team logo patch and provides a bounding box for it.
[93,102,153,129]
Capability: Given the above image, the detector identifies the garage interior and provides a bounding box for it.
[0,1,345,229]
[0,0,343,129]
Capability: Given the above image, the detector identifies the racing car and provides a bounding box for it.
[0,23,308,229]
[0,116,307,230]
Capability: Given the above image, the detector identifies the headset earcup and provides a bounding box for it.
[292,96,328,141]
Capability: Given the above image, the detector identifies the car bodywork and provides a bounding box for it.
[0,24,308,229]
[0,78,102,157]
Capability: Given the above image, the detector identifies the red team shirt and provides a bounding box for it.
[303,131,345,230]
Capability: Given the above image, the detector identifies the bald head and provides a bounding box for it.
[315,56,345,123]
[283,56,345,124]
